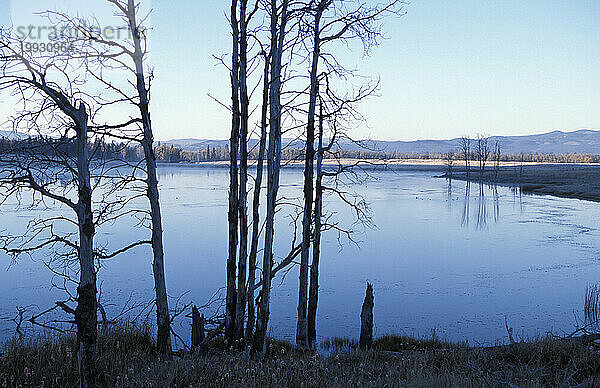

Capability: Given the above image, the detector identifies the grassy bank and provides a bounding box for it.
[2,326,600,387]
[449,164,600,202]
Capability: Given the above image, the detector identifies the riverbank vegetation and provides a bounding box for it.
[449,164,600,203]
[2,325,600,387]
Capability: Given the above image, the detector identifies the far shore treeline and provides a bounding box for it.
[2,135,600,164]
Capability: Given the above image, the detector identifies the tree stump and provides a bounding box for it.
[191,305,205,350]
[359,282,374,349]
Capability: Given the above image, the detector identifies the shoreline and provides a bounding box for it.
[2,326,599,386]
[158,161,600,203]
[445,164,600,203]
[159,158,599,168]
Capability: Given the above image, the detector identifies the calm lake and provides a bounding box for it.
[1,164,599,346]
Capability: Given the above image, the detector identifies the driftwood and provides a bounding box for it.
[360,282,374,349]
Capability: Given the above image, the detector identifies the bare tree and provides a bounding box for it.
[253,0,290,356]
[519,152,525,181]
[0,40,99,388]
[246,47,270,339]
[296,0,327,349]
[493,139,501,181]
[226,0,241,345]
[445,151,455,179]
[476,134,490,180]
[235,0,251,342]
[227,0,268,343]
[0,35,148,386]
[459,136,471,179]
[297,0,405,349]
[116,0,171,355]
[47,0,173,355]
[307,99,324,347]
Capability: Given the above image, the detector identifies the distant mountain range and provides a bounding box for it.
[3,129,598,155]
[160,129,600,155]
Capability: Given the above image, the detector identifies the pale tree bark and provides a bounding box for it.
[246,50,270,339]
[307,101,324,348]
[235,0,250,341]
[253,0,289,356]
[297,1,326,349]
[227,0,241,344]
[120,0,172,355]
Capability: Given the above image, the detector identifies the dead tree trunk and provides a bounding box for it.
[2,53,100,387]
[307,101,324,348]
[191,306,205,350]
[235,0,250,341]
[74,103,97,388]
[227,0,241,344]
[246,50,270,339]
[297,2,324,349]
[359,282,374,349]
[253,0,288,356]
[125,0,172,355]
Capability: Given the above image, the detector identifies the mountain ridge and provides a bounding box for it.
[160,129,600,155]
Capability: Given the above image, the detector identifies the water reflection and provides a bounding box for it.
[510,186,524,214]
[492,185,500,223]
[2,167,600,344]
[459,181,501,230]
[447,178,453,211]
[461,181,470,228]
[476,183,487,230]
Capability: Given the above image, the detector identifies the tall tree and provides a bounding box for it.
[235,0,251,341]
[63,0,173,354]
[476,134,490,180]
[253,0,290,356]
[460,136,471,179]
[0,46,98,388]
[247,47,270,339]
[307,100,325,347]
[299,0,406,349]
[120,0,171,355]
[296,0,327,349]
[227,0,241,344]
[0,38,148,386]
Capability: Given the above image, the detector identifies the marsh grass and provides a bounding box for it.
[2,325,600,387]
[323,330,464,352]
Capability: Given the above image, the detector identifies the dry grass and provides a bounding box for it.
[2,326,600,387]
[324,330,464,352]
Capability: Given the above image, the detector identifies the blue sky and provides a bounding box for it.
[3,0,600,141]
